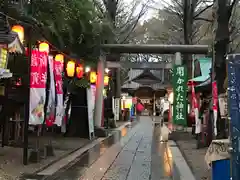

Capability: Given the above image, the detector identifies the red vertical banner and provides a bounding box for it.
[212,81,218,136]
[212,81,218,110]
[192,83,201,134]
[54,60,64,126]
[29,50,48,125]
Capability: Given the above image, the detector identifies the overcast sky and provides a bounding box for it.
[122,0,170,21]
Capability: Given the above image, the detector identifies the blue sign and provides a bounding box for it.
[227,54,240,180]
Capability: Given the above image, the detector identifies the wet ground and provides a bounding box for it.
[22,117,186,180]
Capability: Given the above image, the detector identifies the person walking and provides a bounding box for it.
[136,98,144,121]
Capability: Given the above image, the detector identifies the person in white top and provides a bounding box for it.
[160,95,169,116]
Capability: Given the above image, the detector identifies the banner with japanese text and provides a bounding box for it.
[227,54,240,179]
[29,50,48,125]
[54,59,64,126]
[212,81,218,136]
[45,55,56,126]
[173,65,188,126]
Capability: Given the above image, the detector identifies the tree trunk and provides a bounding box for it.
[214,0,230,94]
[183,0,194,77]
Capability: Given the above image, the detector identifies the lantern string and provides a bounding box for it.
[0,11,80,61]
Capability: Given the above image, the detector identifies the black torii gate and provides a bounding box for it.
[93,44,209,128]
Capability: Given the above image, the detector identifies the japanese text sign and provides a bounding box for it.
[227,54,240,179]
[29,49,48,125]
[30,50,48,88]
[54,60,63,94]
[173,65,188,126]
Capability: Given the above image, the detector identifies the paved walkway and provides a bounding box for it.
[42,116,195,180]
[171,131,211,180]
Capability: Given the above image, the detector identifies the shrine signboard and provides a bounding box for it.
[227,54,240,180]
[173,65,188,126]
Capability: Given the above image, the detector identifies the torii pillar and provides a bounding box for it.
[94,53,105,128]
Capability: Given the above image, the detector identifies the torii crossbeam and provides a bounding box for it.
[93,43,209,129]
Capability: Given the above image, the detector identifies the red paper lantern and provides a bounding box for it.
[76,64,84,79]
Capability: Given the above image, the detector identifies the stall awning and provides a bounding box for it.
[195,77,211,92]
[190,57,212,82]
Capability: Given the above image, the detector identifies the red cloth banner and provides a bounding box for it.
[29,50,48,125]
[212,81,218,110]
[54,60,64,126]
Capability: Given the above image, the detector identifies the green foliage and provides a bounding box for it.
[5,0,113,89]
[7,0,110,61]
[63,77,90,94]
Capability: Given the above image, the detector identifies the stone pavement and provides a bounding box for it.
[0,121,129,179]
[39,116,195,180]
[0,137,89,179]
[171,131,211,180]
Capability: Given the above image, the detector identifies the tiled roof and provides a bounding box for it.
[122,69,171,90]
[131,69,161,84]
[0,14,24,53]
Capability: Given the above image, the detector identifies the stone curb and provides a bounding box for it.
[21,121,135,179]
[168,141,196,180]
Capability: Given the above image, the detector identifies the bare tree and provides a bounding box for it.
[93,0,149,126]
[144,0,213,76]
[214,0,239,93]
[94,0,149,43]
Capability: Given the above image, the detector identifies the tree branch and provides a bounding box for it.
[229,0,239,17]
[193,4,213,19]
[119,1,148,43]
[195,17,213,22]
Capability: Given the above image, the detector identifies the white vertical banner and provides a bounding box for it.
[45,55,56,126]
[29,50,48,125]
[112,97,115,114]
[114,98,120,121]
[87,85,95,137]
[54,59,64,126]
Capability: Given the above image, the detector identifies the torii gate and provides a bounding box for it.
[94,44,209,128]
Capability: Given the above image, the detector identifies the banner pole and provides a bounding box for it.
[23,28,32,165]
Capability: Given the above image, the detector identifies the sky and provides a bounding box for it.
[123,0,171,21]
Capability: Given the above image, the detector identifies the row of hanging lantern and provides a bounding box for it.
[11,24,110,85]
[89,69,110,86]
[65,60,85,79]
